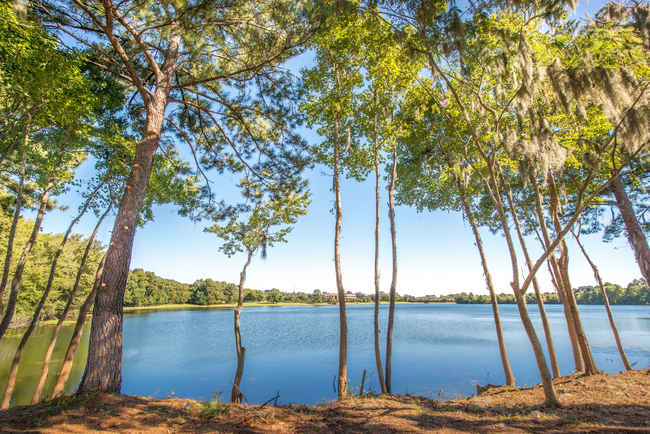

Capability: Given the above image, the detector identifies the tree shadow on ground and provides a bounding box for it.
[0,387,648,433]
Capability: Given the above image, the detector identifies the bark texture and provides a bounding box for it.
[232,249,252,403]
[547,174,599,376]
[502,182,560,379]
[611,174,650,283]
[456,176,514,386]
[32,205,110,404]
[385,147,398,394]
[372,120,387,395]
[79,35,181,393]
[572,229,632,371]
[531,175,584,373]
[481,158,560,407]
[333,70,347,400]
[51,255,105,398]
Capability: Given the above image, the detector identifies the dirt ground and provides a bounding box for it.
[1,369,649,433]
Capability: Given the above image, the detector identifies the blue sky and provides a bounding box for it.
[30,0,642,297]
[32,148,641,297]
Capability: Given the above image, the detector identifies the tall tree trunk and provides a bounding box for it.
[611,173,650,283]
[455,176,514,386]
[51,255,105,399]
[1,176,100,408]
[0,144,65,340]
[0,132,28,302]
[502,182,560,379]
[571,228,632,371]
[79,35,181,393]
[232,249,253,403]
[333,67,347,400]
[32,204,111,404]
[531,175,584,372]
[482,158,560,406]
[385,146,398,394]
[547,174,599,376]
[372,113,387,395]
[429,52,558,405]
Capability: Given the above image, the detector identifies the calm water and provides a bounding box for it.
[1,304,649,407]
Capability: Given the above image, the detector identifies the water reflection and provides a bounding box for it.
[0,304,649,407]
[0,321,90,408]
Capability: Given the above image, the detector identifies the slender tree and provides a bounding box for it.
[205,181,310,403]
[31,202,112,404]
[570,226,632,371]
[301,13,368,399]
[51,255,106,399]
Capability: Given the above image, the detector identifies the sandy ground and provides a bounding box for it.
[1,369,649,433]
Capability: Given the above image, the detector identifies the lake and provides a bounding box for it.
[1,303,649,408]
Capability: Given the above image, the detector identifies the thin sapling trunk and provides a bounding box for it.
[455,175,514,386]
[2,180,100,409]
[333,66,348,400]
[232,249,253,403]
[51,255,106,399]
[502,182,560,379]
[571,228,632,371]
[385,146,398,394]
[547,174,599,376]
[0,143,65,340]
[531,175,584,372]
[372,112,387,394]
[0,118,29,302]
[32,204,111,404]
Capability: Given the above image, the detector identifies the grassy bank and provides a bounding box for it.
[1,370,648,433]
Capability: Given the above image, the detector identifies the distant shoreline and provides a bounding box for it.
[122,301,429,311]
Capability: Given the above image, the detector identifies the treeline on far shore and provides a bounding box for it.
[124,269,650,308]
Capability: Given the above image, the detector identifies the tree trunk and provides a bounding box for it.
[531,175,584,372]
[32,204,111,404]
[232,249,253,403]
[502,182,560,379]
[51,255,105,399]
[482,159,560,407]
[333,67,347,400]
[385,146,398,394]
[0,118,29,302]
[1,177,101,408]
[611,173,650,283]
[571,228,632,371]
[0,144,64,340]
[430,51,559,405]
[456,176,515,386]
[547,174,599,376]
[79,35,181,393]
[372,114,387,395]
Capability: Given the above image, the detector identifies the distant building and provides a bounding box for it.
[323,292,356,300]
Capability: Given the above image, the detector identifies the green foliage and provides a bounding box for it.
[206,181,310,263]
[311,289,324,303]
[196,390,230,418]
[124,269,192,307]
[0,214,104,317]
[266,288,284,304]
[244,289,265,303]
